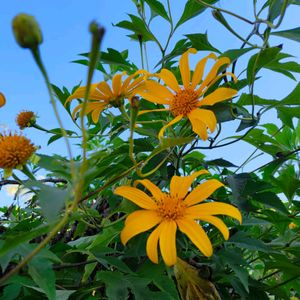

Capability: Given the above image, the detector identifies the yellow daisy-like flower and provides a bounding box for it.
[138,48,238,140]
[114,170,242,266]
[0,92,6,108]
[0,132,36,170]
[66,71,147,123]
[16,110,36,129]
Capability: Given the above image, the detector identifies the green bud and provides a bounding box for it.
[12,13,43,49]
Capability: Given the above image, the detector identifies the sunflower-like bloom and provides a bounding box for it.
[0,132,36,170]
[0,92,6,108]
[114,170,242,266]
[16,110,36,129]
[138,48,238,140]
[66,71,147,123]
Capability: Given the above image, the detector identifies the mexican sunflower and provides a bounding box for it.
[137,48,238,140]
[114,170,242,266]
[66,70,147,123]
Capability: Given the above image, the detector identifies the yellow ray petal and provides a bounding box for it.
[138,81,173,104]
[158,114,183,139]
[159,69,180,92]
[184,179,224,206]
[121,210,161,245]
[112,74,123,96]
[187,202,242,224]
[138,108,168,116]
[170,170,209,199]
[159,221,177,266]
[134,179,165,201]
[65,84,100,104]
[199,215,229,240]
[177,218,213,257]
[97,81,113,98]
[127,76,145,92]
[71,103,83,119]
[91,103,106,123]
[146,223,163,264]
[114,186,157,209]
[191,53,217,89]
[199,88,237,107]
[188,108,217,133]
[197,57,230,93]
[179,48,197,89]
[187,112,208,140]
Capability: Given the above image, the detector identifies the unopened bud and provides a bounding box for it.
[0,92,6,108]
[12,13,43,49]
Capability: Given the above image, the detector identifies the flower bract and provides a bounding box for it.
[114,170,242,266]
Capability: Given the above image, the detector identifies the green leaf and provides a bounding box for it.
[28,258,56,300]
[185,33,220,53]
[220,47,254,62]
[265,59,300,81]
[0,284,21,300]
[237,93,278,106]
[253,191,289,214]
[271,27,300,42]
[280,82,300,105]
[176,0,218,29]
[277,106,300,128]
[247,46,282,84]
[115,14,155,42]
[206,158,237,167]
[144,0,170,21]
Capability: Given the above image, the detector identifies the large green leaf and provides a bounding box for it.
[277,106,300,129]
[271,27,300,42]
[280,82,300,105]
[185,33,220,53]
[220,47,254,62]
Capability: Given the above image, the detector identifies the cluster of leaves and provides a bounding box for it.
[1,0,300,299]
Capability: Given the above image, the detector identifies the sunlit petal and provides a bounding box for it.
[177,218,213,257]
[184,179,224,206]
[199,215,229,240]
[199,88,237,107]
[191,53,217,89]
[134,179,165,201]
[179,48,197,88]
[121,210,161,245]
[170,170,209,199]
[188,108,217,133]
[97,81,113,97]
[91,104,106,123]
[159,69,180,92]
[187,111,208,140]
[138,108,168,116]
[112,74,123,96]
[146,223,163,264]
[114,186,157,209]
[138,81,173,104]
[158,115,183,139]
[159,221,177,266]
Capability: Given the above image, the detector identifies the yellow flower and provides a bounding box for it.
[114,170,242,266]
[289,222,297,229]
[138,49,237,140]
[0,92,6,108]
[66,71,147,123]
[0,132,36,170]
[16,110,36,129]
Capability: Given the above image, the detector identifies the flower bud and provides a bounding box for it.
[16,110,36,129]
[0,92,6,108]
[12,13,43,49]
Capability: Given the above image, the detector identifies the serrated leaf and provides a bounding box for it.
[185,33,220,53]
[272,27,300,42]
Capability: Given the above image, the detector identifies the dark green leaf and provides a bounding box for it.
[253,191,289,214]
[185,33,220,53]
[206,158,237,167]
[151,137,194,156]
[280,82,300,105]
[277,106,300,128]
[221,47,254,62]
[144,0,170,21]
[271,27,300,42]
[237,93,278,106]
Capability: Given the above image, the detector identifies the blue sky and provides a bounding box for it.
[0,0,299,203]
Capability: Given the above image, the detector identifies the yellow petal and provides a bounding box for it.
[187,202,242,224]
[114,186,157,209]
[159,69,180,92]
[179,48,197,89]
[197,57,230,93]
[65,84,100,104]
[187,111,208,140]
[159,221,177,266]
[188,108,217,133]
[138,108,168,116]
[184,179,224,206]
[71,103,83,119]
[191,53,217,89]
[199,88,237,107]
[198,215,229,240]
[170,170,209,199]
[202,72,238,93]
[121,210,161,245]
[112,74,123,96]
[91,104,106,123]
[177,218,213,257]
[97,81,113,98]
[146,223,163,264]
[158,114,183,139]
[138,81,173,104]
[0,92,6,107]
[134,179,165,201]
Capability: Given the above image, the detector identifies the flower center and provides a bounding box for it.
[156,194,187,220]
[170,88,199,117]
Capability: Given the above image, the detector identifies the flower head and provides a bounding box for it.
[138,49,237,140]
[0,92,6,108]
[16,111,36,129]
[114,170,242,266]
[0,132,36,170]
[66,71,147,123]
